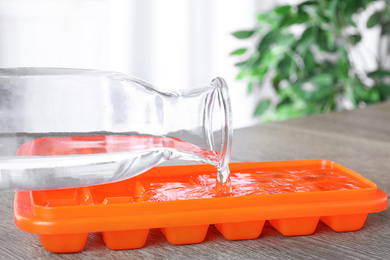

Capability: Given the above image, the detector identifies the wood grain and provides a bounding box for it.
[1,103,389,259]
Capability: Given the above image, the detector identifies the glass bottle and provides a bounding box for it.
[0,68,232,190]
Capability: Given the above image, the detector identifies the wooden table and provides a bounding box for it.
[1,103,389,259]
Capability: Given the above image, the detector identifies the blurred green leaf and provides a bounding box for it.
[378,82,390,97]
[247,82,254,94]
[303,50,316,70]
[259,49,281,70]
[256,12,283,28]
[336,53,350,79]
[326,30,335,50]
[368,89,381,103]
[236,66,266,82]
[311,73,334,87]
[232,30,255,39]
[281,83,308,103]
[234,61,247,67]
[367,12,380,28]
[255,68,268,85]
[272,74,282,90]
[296,27,316,53]
[354,83,381,103]
[284,12,310,26]
[272,102,320,121]
[254,99,271,116]
[236,70,246,80]
[344,81,357,107]
[297,0,318,9]
[230,48,247,56]
[348,34,362,44]
[258,5,296,29]
[274,103,300,121]
[329,0,339,20]
[274,5,291,15]
[317,29,336,52]
[382,24,390,35]
[312,84,335,101]
[256,13,270,23]
[343,0,361,26]
[277,54,294,78]
[275,33,295,51]
[383,5,390,21]
[303,5,328,26]
[367,69,390,78]
[237,64,268,85]
[283,74,334,103]
[257,30,278,53]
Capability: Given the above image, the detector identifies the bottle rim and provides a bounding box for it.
[211,77,233,183]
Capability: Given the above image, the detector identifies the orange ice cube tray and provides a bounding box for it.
[14,159,387,253]
[13,134,388,253]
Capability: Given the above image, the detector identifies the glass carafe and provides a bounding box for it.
[0,68,232,191]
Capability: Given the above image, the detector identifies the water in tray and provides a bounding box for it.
[137,168,371,202]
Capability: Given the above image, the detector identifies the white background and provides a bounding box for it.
[0,0,278,128]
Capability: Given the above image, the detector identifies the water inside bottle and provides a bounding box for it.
[10,135,231,191]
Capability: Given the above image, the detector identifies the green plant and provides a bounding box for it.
[231,0,390,122]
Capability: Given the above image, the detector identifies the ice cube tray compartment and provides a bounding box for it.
[14,161,387,253]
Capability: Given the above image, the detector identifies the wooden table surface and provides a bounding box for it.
[1,103,389,259]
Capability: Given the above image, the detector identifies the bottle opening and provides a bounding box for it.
[210,77,233,183]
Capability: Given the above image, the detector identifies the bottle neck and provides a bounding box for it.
[151,77,232,181]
